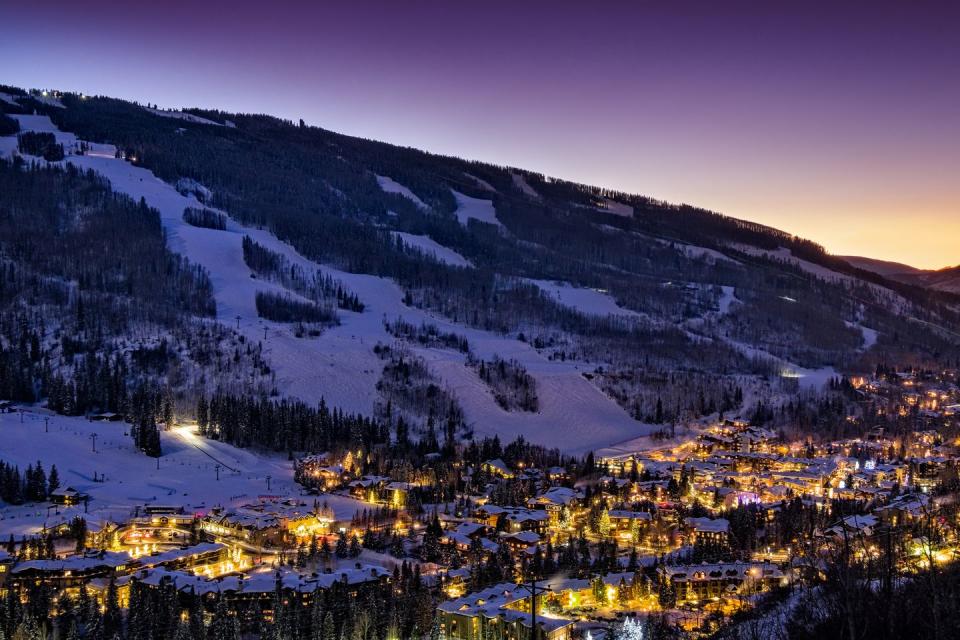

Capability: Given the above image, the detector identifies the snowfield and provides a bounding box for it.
[511,172,539,198]
[846,321,879,350]
[0,410,300,536]
[463,172,496,192]
[525,279,643,319]
[452,190,503,229]
[392,232,472,268]
[600,198,633,218]
[717,285,739,314]
[2,115,652,455]
[145,107,223,126]
[375,174,428,209]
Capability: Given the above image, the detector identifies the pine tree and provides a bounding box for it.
[46,465,60,497]
[321,612,336,640]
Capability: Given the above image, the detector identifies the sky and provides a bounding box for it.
[3,1,958,269]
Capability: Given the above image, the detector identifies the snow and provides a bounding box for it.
[1,116,652,455]
[0,92,21,106]
[2,114,117,160]
[846,321,879,350]
[717,286,738,314]
[525,279,643,319]
[392,232,472,268]
[375,174,428,209]
[731,244,908,312]
[32,94,66,108]
[721,335,837,391]
[452,190,503,229]
[676,243,742,265]
[424,355,655,455]
[0,411,298,537]
[176,177,213,203]
[600,198,633,218]
[145,107,222,126]
[463,172,496,192]
[511,172,539,198]
[8,114,65,136]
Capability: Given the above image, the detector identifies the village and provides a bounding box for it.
[1,365,959,639]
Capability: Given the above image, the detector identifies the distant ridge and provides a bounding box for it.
[845,256,960,294]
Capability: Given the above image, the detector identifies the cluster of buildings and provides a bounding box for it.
[2,367,959,637]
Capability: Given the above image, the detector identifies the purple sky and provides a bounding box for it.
[3,1,958,268]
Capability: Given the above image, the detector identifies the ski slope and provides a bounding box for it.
[718,286,739,314]
[525,279,643,319]
[392,232,472,268]
[0,410,371,537]
[3,115,650,454]
[511,172,539,198]
[452,190,503,229]
[600,198,633,218]
[376,175,428,209]
[0,410,298,536]
[145,107,223,126]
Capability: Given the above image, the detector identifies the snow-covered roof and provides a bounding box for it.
[437,583,573,633]
[660,561,783,581]
[684,517,730,534]
[136,542,224,567]
[13,551,131,574]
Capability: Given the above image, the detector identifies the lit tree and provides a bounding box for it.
[598,509,612,538]
[614,617,644,640]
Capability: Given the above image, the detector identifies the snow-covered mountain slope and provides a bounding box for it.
[3,114,651,454]
[393,232,472,268]
[376,174,428,209]
[452,190,503,229]
[4,85,960,456]
[0,410,367,536]
[524,279,644,319]
[845,256,960,295]
[842,256,923,277]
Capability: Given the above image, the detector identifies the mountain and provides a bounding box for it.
[847,256,960,294]
[841,256,923,277]
[902,267,960,294]
[2,84,960,454]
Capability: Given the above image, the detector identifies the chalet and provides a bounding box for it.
[201,510,282,543]
[437,583,574,640]
[384,481,417,507]
[348,475,389,500]
[607,510,652,537]
[442,523,499,554]
[500,531,541,554]
[474,506,549,535]
[733,427,777,453]
[683,517,730,548]
[658,561,785,603]
[50,486,88,506]
[9,550,133,590]
[136,542,227,572]
[129,562,390,617]
[527,487,579,526]
[822,514,878,541]
[547,466,568,481]
[482,459,514,479]
[88,412,124,422]
[0,550,13,587]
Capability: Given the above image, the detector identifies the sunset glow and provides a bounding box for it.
[3,0,957,268]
